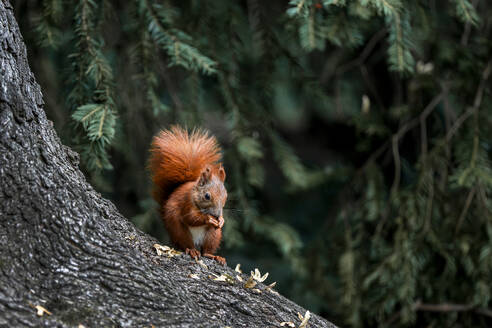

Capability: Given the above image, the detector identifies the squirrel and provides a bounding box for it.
[149,126,228,265]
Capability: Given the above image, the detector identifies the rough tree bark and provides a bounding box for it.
[0,2,336,327]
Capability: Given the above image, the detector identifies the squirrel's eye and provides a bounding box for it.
[204,192,211,200]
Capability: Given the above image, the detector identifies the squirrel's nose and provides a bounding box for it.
[209,208,222,219]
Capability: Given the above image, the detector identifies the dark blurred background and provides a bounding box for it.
[12,0,492,326]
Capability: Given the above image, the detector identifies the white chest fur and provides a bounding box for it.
[189,225,207,247]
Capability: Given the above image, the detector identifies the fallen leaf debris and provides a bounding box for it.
[153,244,182,258]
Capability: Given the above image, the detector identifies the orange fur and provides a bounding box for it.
[148,126,227,265]
[149,126,222,204]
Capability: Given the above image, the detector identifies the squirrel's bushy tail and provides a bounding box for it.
[149,126,222,204]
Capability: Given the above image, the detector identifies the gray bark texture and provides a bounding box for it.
[0,1,337,327]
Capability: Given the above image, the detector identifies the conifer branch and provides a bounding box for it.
[334,28,387,76]
[445,59,492,142]
[356,92,444,195]
[453,0,480,26]
[460,0,479,45]
[386,300,492,325]
[390,134,401,194]
[69,0,117,170]
[423,172,434,233]
[360,65,386,111]
[386,92,443,195]
[455,187,476,234]
[142,0,217,75]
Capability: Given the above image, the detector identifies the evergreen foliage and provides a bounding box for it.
[17,0,492,326]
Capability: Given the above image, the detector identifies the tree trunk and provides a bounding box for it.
[0,2,336,327]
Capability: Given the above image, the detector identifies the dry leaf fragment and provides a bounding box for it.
[234,263,242,273]
[252,288,262,293]
[222,274,235,284]
[78,325,86,328]
[361,94,370,114]
[153,244,182,258]
[210,273,235,284]
[266,281,279,295]
[35,305,52,316]
[212,274,226,281]
[188,274,199,279]
[244,276,257,289]
[236,275,243,282]
[417,61,434,74]
[251,268,269,282]
[153,243,168,255]
[280,322,295,327]
[298,310,311,328]
[196,259,208,269]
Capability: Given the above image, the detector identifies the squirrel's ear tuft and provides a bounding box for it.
[199,167,212,186]
[218,166,226,182]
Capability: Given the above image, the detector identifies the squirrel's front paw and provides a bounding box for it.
[207,215,224,229]
[217,216,224,228]
[185,248,200,260]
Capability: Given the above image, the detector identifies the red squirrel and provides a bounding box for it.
[149,126,227,265]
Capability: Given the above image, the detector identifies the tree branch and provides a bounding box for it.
[390,134,401,195]
[460,0,479,46]
[445,59,492,142]
[415,301,492,318]
[335,28,387,77]
[455,187,476,234]
[389,93,444,193]
[386,300,492,326]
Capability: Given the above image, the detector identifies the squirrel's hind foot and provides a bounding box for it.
[203,253,226,266]
[185,248,200,260]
